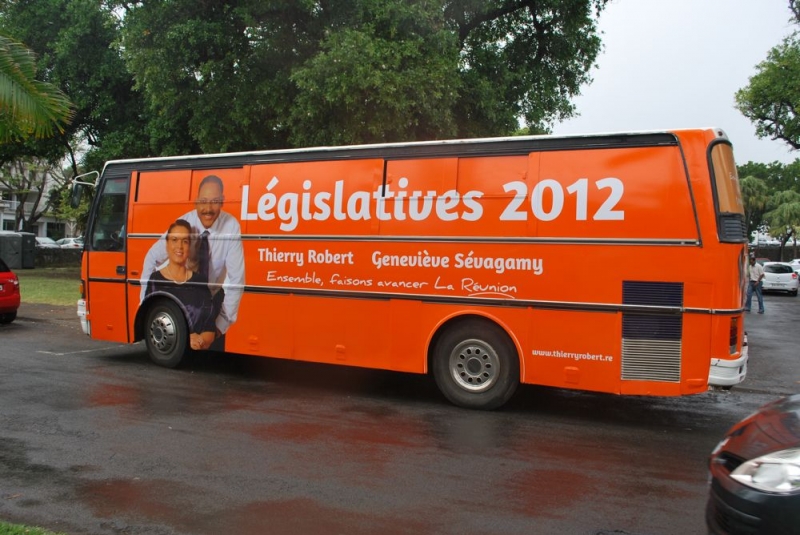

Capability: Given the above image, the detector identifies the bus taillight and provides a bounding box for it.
[729,317,739,354]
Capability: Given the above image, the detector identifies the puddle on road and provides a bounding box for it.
[77,478,197,529]
[77,481,426,535]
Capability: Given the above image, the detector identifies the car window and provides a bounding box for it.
[764,265,793,274]
[0,258,9,272]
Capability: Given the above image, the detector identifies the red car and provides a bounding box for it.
[0,257,20,324]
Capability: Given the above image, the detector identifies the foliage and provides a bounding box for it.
[117,0,608,154]
[735,3,800,150]
[737,153,800,256]
[739,175,769,235]
[735,37,800,150]
[0,157,69,232]
[737,160,800,193]
[0,33,72,142]
[0,0,150,171]
[0,0,609,164]
[765,189,800,234]
[0,520,66,535]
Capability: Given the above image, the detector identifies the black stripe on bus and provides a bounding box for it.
[124,279,738,315]
[88,277,127,284]
[101,133,680,174]
[126,233,701,246]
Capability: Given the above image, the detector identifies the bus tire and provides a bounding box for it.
[144,299,188,369]
[432,319,519,410]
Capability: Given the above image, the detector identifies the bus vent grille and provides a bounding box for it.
[718,213,747,242]
[621,282,683,383]
[622,281,683,307]
[621,339,682,382]
[622,314,682,340]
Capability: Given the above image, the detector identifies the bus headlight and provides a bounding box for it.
[730,448,800,493]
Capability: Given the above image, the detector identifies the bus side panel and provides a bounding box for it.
[292,295,390,366]
[524,309,621,393]
[224,293,294,358]
[85,252,128,342]
[537,146,698,241]
[226,293,395,370]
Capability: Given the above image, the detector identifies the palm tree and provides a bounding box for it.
[0,34,73,142]
[765,190,800,260]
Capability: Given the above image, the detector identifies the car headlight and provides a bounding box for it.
[730,448,800,493]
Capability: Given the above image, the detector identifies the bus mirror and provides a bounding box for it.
[70,183,83,208]
[68,171,99,209]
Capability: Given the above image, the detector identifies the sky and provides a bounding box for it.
[553,0,797,165]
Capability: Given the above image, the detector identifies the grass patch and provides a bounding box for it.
[0,521,66,535]
[16,267,81,307]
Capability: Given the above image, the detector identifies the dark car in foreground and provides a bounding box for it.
[0,257,20,324]
[706,394,800,535]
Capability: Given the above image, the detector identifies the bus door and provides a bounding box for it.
[85,171,130,342]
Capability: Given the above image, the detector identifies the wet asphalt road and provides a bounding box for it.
[0,295,797,535]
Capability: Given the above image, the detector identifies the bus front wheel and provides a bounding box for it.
[144,300,188,369]
[432,319,519,410]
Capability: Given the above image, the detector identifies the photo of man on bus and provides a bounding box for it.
[143,219,217,350]
[139,174,245,351]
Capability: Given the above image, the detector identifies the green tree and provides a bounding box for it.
[738,160,800,195]
[735,4,800,150]
[764,189,800,257]
[736,38,800,150]
[0,0,150,173]
[0,34,72,142]
[0,157,68,232]
[740,175,770,236]
[117,0,608,154]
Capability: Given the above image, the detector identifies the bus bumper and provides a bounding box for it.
[708,344,748,388]
[77,299,90,336]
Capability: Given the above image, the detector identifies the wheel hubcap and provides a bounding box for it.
[149,311,177,354]
[449,339,499,392]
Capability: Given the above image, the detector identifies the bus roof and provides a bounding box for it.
[100,127,730,174]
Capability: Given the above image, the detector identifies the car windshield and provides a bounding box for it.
[0,258,9,272]
[765,264,794,274]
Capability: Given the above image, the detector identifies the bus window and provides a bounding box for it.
[710,142,746,243]
[91,176,128,252]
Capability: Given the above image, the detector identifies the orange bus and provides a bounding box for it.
[73,128,748,409]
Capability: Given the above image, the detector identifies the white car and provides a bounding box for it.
[56,237,84,249]
[35,236,60,249]
[761,262,799,296]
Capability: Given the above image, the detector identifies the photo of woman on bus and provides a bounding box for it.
[143,219,217,350]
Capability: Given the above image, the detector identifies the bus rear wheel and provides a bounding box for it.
[144,300,188,368]
[432,319,519,410]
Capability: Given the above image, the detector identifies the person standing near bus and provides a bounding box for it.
[745,255,765,314]
[140,174,245,350]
